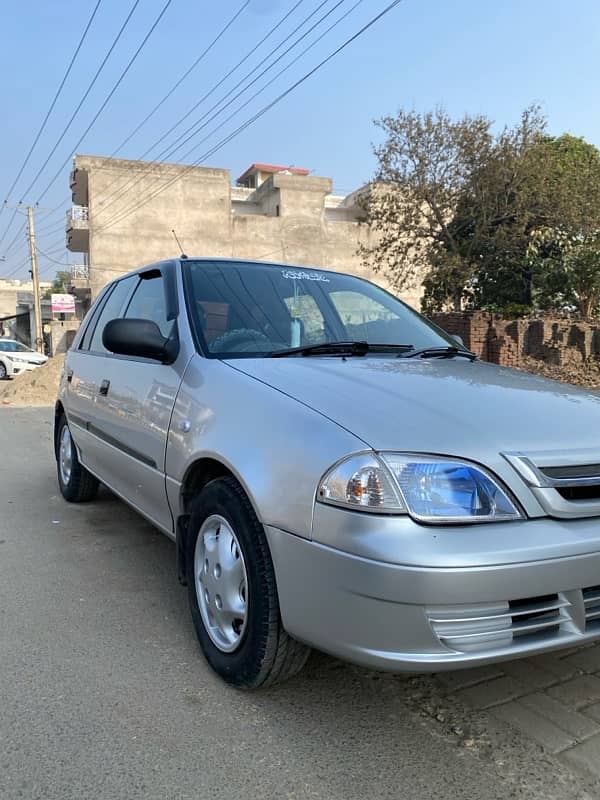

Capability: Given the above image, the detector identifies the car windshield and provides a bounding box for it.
[0,340,30,352]
[183,260,456,358]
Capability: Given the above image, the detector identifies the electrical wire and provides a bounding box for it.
[171,1,363,174]
[2,254,32,280]
[37,247,71,266]
[139,0,309,164]
[98,0,403,234]
[96,0,354,224]
[97,0,364,229]
[95,0,334,217]
[15,0,142,207]
[94,0,311,215]
[0,0,103,217]
[35,0,176,204]
[2,220,28,259]
[110,1,251,157]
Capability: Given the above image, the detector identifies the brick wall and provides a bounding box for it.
[430,312,600,368]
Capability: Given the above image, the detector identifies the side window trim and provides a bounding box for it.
[123,269,175,339]
[78,284,115,351]
[87,275,140,354]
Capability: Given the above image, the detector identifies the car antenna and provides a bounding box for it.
[171,229,187,259]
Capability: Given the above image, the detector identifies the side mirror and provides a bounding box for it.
[102,318,174,363]
[450,333,465,348]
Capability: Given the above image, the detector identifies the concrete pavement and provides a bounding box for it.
[1,407,598,800]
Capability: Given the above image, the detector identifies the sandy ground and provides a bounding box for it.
[1,406,596,800]
[0,354,65,406]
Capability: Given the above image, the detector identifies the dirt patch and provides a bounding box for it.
[0,355,65,406]
[519,356,600,390]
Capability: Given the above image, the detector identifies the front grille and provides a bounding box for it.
[541,464,600,480]
[427,593,569,653]
[557,485,600,501]
[584,585,600,628]
[503,452,600,518]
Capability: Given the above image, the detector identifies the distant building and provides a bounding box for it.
[66,155,422,307]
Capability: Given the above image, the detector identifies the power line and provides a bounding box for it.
[110,1,251,158]
[0,0,103,214]
[95,0,327,217]
[2,220,28,259]
[37,247,72,266]
[170,1,362,172]
[2,253,32,280]
[98,0,403,234]
[97,0,362,228]
[16,1,142,205]
[138,0,309,162]
[35,0,176,204]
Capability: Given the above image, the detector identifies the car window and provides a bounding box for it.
[88,276,137,354]
[124,273,172,338]
[183,260,456,358]
[283,293,327,346]
[329,290,400,341]
[0,341,16,351]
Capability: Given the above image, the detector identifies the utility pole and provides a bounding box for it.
[27,206,44,354]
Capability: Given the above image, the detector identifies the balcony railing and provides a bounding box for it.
[67,205,89,223]
[70,264,89,280]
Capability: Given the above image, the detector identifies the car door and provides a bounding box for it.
[86,265,187,534]
[65,275,138,480]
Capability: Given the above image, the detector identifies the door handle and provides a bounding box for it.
[99,379,110,396]
[66,369,73,383]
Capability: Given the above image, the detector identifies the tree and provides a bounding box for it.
[43,270,72,299]
[361,107,600,316]
[359,108,494,307]
[524,136,600,317]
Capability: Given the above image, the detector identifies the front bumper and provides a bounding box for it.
[265,511,600,671]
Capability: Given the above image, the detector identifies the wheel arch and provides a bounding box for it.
[180,456,261,519]
[54,400,65,459]
[176,456,266,587]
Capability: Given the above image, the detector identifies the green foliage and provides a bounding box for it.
[362,107,600,317]
[42,270,71,300]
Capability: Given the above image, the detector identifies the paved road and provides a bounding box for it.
[0,407,597,800]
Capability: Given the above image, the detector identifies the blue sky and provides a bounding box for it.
[1,0,599,278]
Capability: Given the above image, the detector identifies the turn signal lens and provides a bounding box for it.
[318,454,405,513]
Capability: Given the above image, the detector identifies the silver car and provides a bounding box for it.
[55,258,600,688]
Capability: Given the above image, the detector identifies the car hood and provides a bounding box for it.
[230,356,600,459]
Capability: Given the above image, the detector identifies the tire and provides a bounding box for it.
[186,477,310,688]
[0,360,7,380]
[56,415,99,502]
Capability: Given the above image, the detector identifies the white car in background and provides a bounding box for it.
[0,339,48,379]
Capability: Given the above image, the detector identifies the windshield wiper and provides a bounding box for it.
[270,341,414,358]
[402,346,477,361]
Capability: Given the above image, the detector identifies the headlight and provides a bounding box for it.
[318,452,522,523]
[9,356,26,363]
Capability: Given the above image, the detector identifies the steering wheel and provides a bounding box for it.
[211,329,285,353]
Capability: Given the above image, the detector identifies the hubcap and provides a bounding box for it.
[194,515,248,653]
[59,425,73,486]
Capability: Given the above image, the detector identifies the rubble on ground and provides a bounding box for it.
[0,355,65,406]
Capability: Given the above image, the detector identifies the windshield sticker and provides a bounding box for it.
[281,269,330,282]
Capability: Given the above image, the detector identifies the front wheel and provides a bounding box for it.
[186,477,310,688]
[56,415,99,502]
[0,360,8,380]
